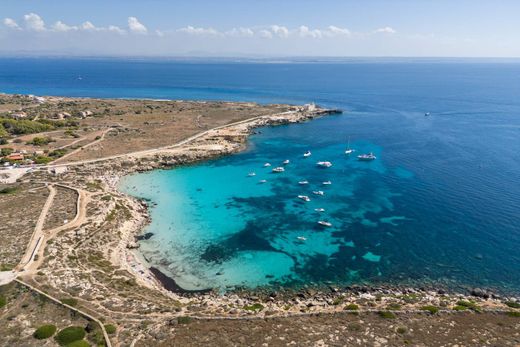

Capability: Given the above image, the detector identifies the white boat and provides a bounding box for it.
[313,190,324,196]
[298,180,309,185]
[304,151,312,157]
[317,221,332,227]
[283,159,290,165]
[425,112,431,116]
[345,136,355,155]
[322,181,332,185]
[264,163,271,167]
[316,161,332,168]
[297,195,311,202]
[297,236,307,241]
[259,179,267,183]
[272,167,285,173]
[248,172,256,177]
[357,152,376,161]
[314,208,325,212]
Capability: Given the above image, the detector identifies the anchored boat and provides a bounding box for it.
[316,161,332,168]
[357,153,376,161]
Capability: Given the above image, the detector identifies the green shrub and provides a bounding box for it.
[177,316,192,324]
[0,187,18,194]
[504,301,520,309]
[420,305,439,314]
[396,326,407,334]
[507,311,520,317]
[61,298,78,307]
[0,295,6,308]
[344,303,359,311]
[455,300,481,312]
[54,326,86,346]
[64,340,90,347]
[49,149,67,158]
[378,311,396,319]
[243,303,264,311]
[33,324,57,339]
[26,136,55,146]
[0,147,13,156]
[453,305,468,311]
[104,324,116,334]
[332,296,344,305]
[387,303,401,310]
[34,156,54,164]
[0,118,53,135]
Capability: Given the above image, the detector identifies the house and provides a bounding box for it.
[53,112,72,119]
[79,110,94,118]
[10,112,28,120]
[6,153,24,161]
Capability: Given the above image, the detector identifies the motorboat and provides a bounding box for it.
[303,151,312,157]
[259,179,267,183]
[297,195,311,202]
[345,136,355,155]
[314,208,325,212]
[248,172,256,177]
[264,163,271,167]
[313,190,324,196]
[298,180,309,185]
[297,236,307,241]
[317,221,332,227]
[272,167,285,173]
[357,152,376,161]
[316,161,332,168]
[322,181,332,185]
[283,159,290,165]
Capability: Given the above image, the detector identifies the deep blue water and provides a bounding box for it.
[1,58,519,293]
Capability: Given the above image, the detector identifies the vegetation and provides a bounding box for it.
[507,311,520,317]
[396,326,407,334]
[504,301,520,309]
[64,340,90,347]
[104,324,117,334]
[0,294,6,308]
[33,156,54,164]
[54,326,86,346]
[420,305,439,314]
[0,118,53,135]
[49,149,67,158]
[177,316,192,324]
[454,300,481,312]
[0,186,18,195]
[33,324,57,339]
[387,303,402,310]
[243,303,264,311]
[344,303,359,311]
[26,136,55,146]
[61,298,78,307]
[378,311,396,319]
[0,147,14,156]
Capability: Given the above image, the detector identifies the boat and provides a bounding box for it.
[264,163,271,167]
[297,195,311,202]
[297,236,307,241]
[303,151,312,157]
[322,181,332,185]
[248,172,256,177]
[283,159,290,165]
[313,190,324,196]
[314,208,325,212]
[298,180,309,185]
[316,161,332,168]
[357,152,377,161]
[345,136,355,155]
[272,167,285,173]
[425,112,431,116]
[317,221,332,227]
[259,179,267,183]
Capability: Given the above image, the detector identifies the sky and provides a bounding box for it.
[1,0,520,57]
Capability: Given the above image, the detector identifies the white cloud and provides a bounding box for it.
[128,17,147,34]
[178,26,220,36]
[52,21,78,32]
[374,26,396,34]
[226,27,254,38]
[3,18,21,30]
[24,13,46,32]
[270,25,289,38]
[108,25,126,35]
[298,25,322,39]
[326,25,351,37]
[258,29,273,39]
[81,21,99,31]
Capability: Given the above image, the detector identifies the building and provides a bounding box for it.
[5,153,24,161]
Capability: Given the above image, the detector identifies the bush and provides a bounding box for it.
[504,301,520,309]
[420,305,439,314]
[396,326,407,334]
[455,300,481,312]
[1,118,53,135]
[243,303,264,311]
[507,311,520,317]
[0,187,18,194]
[0,295,6,308]
[387,303,401,310]
[33,324,57,339]
[0,147,13,156]
[34,156,54,164]
[378,311,396,319]
[64,340,90,347]
[177,316,192,324]
[61,298,78,307]
[26,136,55,146]
[54,326,86,346]
[49,149,67,158]
[344,303,359,311]
[104,324,116,334]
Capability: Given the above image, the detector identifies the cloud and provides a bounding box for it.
[270,25,289,38]
[128,17,147,34]
[52,21,78,32]
[177,26,220,36]
[3,18,21,30]
[326,25,351,37]
[258,29,273,39]
[24,13,46,32]
[298,25,322,39]
[226,27,254,38]
[108,25,126,35]
[374,26,396,34]
[81,21,99,31]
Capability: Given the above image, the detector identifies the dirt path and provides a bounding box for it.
[53,128,116,164]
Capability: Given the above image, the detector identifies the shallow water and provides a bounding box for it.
[1,58,519,293]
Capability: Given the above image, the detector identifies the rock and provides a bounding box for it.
[471,288,489,299]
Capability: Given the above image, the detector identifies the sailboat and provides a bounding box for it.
[345,136,355,155]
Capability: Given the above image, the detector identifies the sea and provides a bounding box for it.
[1,57,519,293]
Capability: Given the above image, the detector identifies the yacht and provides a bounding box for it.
[313,190,324,196]
[322,181,332,185]
[264,163,271,167]
[297,236,307,241]
[316,161,332,168]
[314,208,325,212]
[357,152,377,161]
[345,136,355,155]
[303,151,312,157]
[272,167,285,173]
[298,180,309,185]
[297,195,311,202]
[248,172,256,177]
[317,221,332,227]
[283,159,290,165]
[259,179,267,183]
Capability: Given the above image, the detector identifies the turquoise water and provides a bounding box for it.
[1,58,519,293]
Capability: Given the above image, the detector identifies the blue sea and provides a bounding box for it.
[1,58,519,293]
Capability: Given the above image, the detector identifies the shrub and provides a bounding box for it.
[26,136,55,146]
[387,303,401,310]
[0,118,53,135]
[344,303,359,311]
[64,340,90,347]
[61,298,78,307]
[0,147,13,156]
[34,156,54,164]
[177,316,192,324]
[420,305,439,314]
[332,296,344,305]
[33,324,57,339]
[0,187,18,194]
[104,324,116,334]
[396,326,407,334]
[0,295,6,308]
[455,300,481,312]
[378,311,396,319]
[54,326,86,346]
[507,311,520,318]
[504,301,520,309]
[243,303,264,311]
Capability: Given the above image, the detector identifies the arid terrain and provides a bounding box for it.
[0,94,519,346]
